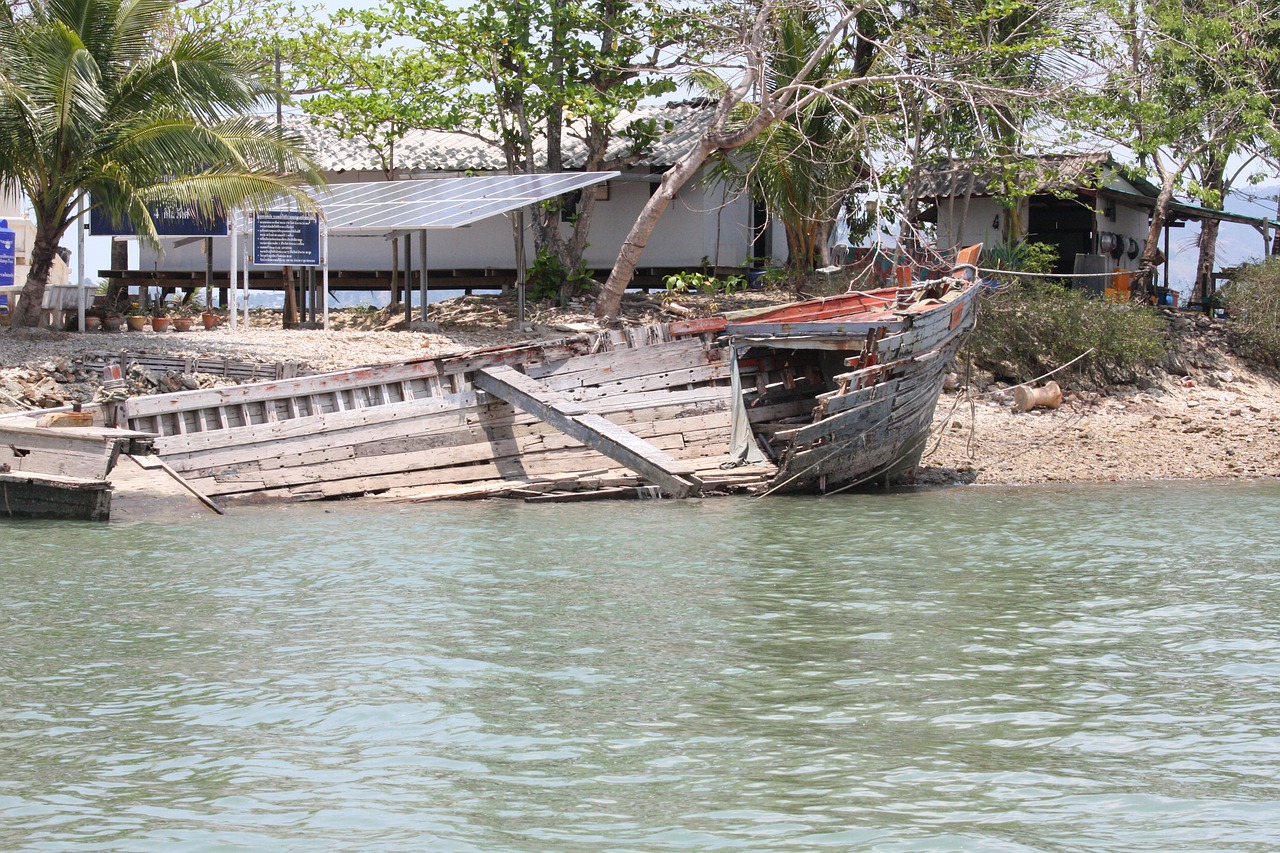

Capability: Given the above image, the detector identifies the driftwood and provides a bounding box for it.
[1012,381,1063,413]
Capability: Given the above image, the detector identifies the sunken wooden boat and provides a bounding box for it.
[102,247,982,503]
[0,418,153,521]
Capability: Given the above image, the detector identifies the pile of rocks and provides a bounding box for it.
[1,360,98,410]
[0,359,241,414]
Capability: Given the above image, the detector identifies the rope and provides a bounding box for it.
[975,266,1148,282]
[963,347,1097,402]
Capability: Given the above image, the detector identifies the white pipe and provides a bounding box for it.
[76,197,85,334]
[228,217,237,331]
[322,222,329,330]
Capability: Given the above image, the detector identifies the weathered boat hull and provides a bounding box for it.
[100,250,982,502]
[0,471,113,521]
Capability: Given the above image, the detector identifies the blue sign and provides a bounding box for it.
[252,211,320,266]
[0,219,16,288]
[89,203,228,237]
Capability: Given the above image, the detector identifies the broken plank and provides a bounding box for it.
[475,365,701,498]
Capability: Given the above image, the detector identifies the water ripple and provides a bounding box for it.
[2,481,1279,850]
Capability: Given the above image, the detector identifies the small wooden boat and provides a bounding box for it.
[0,419,153,521]
[83,245,981,505]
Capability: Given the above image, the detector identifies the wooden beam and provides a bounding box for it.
[474,366,701,498]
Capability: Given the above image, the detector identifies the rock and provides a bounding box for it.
[1161,352,1189,376]
[180,374,200,391]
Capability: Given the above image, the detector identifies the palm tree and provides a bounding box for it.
[0,0,321,328]
[712,9,871,272]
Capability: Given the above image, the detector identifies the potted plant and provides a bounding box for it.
[125,300,147,331]
[150,296,170,332]
[102,293,128,331]
[168,297,196,331]
[200,303,223,330]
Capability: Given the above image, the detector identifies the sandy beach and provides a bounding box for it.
[3,304,1277,489]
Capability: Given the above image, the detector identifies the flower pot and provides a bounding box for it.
[83,316,102,332]
[173,317,195,332]
[103,315,124,332]
[126,315,147,331]
[201,312,220,330]
[151,316,171,332]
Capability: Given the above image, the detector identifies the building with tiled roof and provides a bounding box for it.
[138,102,783,299]
[913,153,1160,279]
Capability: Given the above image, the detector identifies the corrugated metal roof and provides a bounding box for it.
[284,101,715,174]
[312,172,620,231]
[912,153,1145,198]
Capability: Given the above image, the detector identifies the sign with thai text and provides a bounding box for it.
[89,203,228,237]
[0,219,16,288]
[252,211,320,266]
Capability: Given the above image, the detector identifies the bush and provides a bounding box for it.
[961,280,1166,387]
[1222,258,1280,366]
[982,240,1059,274]
[527,250,594,303]
[663,270,746,296]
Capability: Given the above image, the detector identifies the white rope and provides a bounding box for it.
[975,266,1140,281]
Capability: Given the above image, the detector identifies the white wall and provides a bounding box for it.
[138,168,763,276]
[1094,197,1149,271]
[934,196,1006,252]
[935,192,1151,272]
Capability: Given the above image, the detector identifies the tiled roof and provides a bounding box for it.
[282,101,716,174]
[912,153,1152,198]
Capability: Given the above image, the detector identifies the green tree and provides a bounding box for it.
[0,0,320,328]
[898,0,1091,248]
[1095,0,1280,286]
[595,0,1063,319]
[712,7,873,271]
[237,0,683,302]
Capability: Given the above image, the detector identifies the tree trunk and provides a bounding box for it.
[1139,176,1177,297]
[1193,160,1225,306]
[596,137,719,318]
[12,223,61,329]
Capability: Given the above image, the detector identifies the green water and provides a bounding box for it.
[2,481,1279,851]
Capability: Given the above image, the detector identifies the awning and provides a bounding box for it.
[279,172,620,232]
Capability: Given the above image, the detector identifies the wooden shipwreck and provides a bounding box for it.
[0,417,153,521]
[89,246,983,506]
[0,246,982,514]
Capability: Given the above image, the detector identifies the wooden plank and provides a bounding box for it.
[0,424,147,480]
[474,366,701,498]
[125,454,224,515]
[0,471,113,521]
[122,360,441,419]
[524,336,709,383]
[524,487,637,503]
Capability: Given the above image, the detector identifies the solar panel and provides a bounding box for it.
[274,172,620,232]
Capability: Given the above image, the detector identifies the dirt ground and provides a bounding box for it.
[921,313,1280,485]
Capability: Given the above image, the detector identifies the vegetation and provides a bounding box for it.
[1092,0,1280,283]
[981,241,1060,274]
[527,249,594,303]
[0,0,320,328]
[1222,259,1280,366]
[962,281,1167,387]
[663,270,747,296]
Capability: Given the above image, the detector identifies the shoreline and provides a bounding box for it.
[3,303,1277,492]
[920,368,1280,486]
